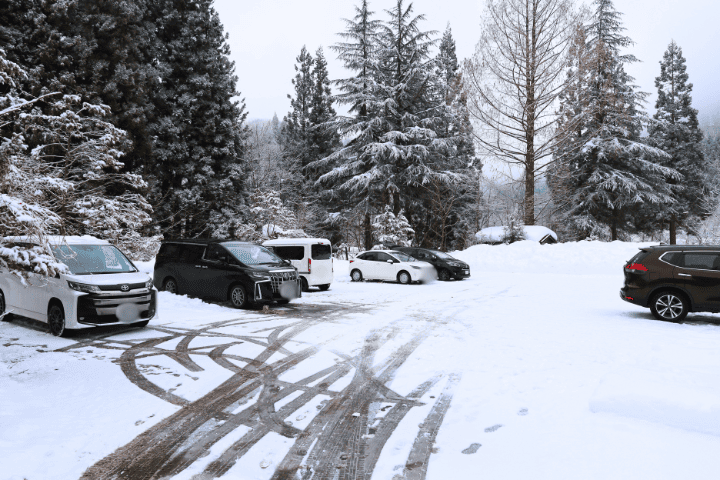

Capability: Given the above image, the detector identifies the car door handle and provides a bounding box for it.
[678,273,692,277]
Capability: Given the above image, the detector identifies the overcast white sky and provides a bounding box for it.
[215,0,720,125]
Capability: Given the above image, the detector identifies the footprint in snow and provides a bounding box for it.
[461,443,481,454]
[518,408,528,416]
[484,424,503,433]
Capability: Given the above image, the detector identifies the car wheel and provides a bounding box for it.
[0,289,10,321]
[229,284,248,308]
[301,277,309,292]
[351,269,363,282]
[163,277,178,294]
[48,303,69,337]
[438,269,451,281]
[318,284,330,291]
[650,291,688,322]
[397,271,411,285]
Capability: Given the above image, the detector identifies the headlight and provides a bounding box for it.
[145,279,153,289]
[248,272,271,281]
[67,281,102,294]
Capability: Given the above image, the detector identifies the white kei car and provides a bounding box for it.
[349,250,435,284]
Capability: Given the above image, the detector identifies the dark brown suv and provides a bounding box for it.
[621,245,720,322]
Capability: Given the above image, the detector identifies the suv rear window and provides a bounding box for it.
[660,252,683,266]
[274,246,305,260]
[311,244,332,260]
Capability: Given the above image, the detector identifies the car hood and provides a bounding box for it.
[245,264,296,273]
[61,271,152,285]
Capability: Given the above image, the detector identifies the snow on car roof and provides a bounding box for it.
[263,238,331,245]
[2,235,110,245]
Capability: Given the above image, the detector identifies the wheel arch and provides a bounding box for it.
[647,286,694,311]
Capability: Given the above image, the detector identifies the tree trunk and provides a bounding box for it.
[611,213,618,241]
[364,212,372,250]
[669,217,677,245]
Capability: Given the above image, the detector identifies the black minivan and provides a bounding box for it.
[389,246,470,281]
[153,239,302,308]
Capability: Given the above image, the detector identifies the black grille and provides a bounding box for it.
[98,282,147,291]
[269,271,298,293]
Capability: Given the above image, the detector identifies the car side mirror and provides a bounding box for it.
[387,259,394,264]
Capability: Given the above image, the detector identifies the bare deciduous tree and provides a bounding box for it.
[466,0,580,225]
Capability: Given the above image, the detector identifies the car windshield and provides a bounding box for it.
[391,252,417,263]
[224,243,284,265]
[428,250,455,260]
[51,244,137,275]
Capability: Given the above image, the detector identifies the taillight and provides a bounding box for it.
[349,259,354,263]
[308,257,312,273]
[625,263,648,272]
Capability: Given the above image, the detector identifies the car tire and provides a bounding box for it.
[0,289,11,321]
[397,271,411,285]
[301,277,309,292]
[134,320,150,328]
[277,299,290,305]
[229,284,248,309]
[650,291,688,322]
[351,269,363,282]
[438,269,451,281]
[48,303,69,337]
[163,277,179,294]
[318,284,330,291]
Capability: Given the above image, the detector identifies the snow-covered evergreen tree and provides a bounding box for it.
[282,46,315,170]
[150,0,248,238]
[372,205,414,246]
[647,41,707,243]
[314,0,467,248]
[0,49,151,279]
[307,47,338,180]
[552,1,679,240]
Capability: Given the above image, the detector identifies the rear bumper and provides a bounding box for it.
[620,287,647,307]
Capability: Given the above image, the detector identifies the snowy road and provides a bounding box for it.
[2,241,720,479]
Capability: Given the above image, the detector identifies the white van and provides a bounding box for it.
[0,236,157,337]
[262,238,333,291]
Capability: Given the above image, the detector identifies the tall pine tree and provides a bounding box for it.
[648,41,707,243]
[315,0,466,248]
[150,0,248,238]
[552,1,678,240]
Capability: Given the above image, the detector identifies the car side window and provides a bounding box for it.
[204,244,225,262]
[376,253,393,263]
[274,246,305,260]
[414,250,426,259]
[181,245,205,263]
[661,252,683,266]
[364,252,378,261]
[682,253,720,270]
[159,243,183,258]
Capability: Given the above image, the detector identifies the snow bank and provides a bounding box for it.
[590,368,720,437]
[476,225,557,243]
[451,240,655,275]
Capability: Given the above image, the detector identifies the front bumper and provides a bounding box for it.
[77,289,157,325]
[254,278,302,303]
[451,266,471,279]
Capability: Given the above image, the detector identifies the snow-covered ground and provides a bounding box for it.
[2,240,720,480]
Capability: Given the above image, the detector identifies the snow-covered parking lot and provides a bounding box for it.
[2,241,720,480]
